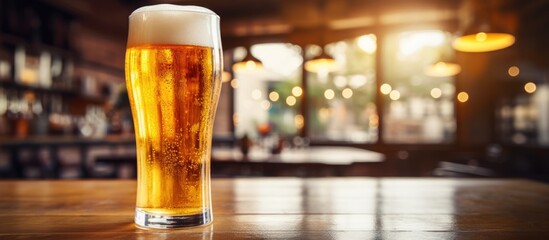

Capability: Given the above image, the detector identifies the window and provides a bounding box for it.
[306,34,378,143]
[381,30,456,143]
[233,43,303,138]
[224,30,458,145]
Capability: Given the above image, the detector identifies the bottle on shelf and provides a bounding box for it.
[0,45,13,81]
[48,94,71,135]
[51,54,74,91]
[30,93,48,136]
[0,88,9,135]
[5,90,34,138]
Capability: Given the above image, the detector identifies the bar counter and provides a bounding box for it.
[1,178,548,239]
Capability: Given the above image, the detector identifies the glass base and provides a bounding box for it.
[135,208,212,229]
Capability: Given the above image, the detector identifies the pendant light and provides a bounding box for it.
[425,61,462,77]
[304,0,338,74]
[453,27,515,53]
[304,49,337,73]
[232,47,263,73]
[452,0,515,52]
[424,48,461,77]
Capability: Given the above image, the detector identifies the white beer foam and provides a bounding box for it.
[128,4,219,48]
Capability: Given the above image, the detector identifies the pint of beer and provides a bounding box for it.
[125,4,221,229]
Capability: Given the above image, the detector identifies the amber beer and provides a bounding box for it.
[125,5,221,229]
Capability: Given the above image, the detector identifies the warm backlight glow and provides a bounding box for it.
[252,89,262,100]
[324,89,335,100]
[292,86,303,97]
[430,88,442,99]
[399,31,444,57]
[369,114,379,128]
[453,32,515,52]
[305,57,338,73]
[457,92,469,102]
[286,96,297,106]
[508,66,520,77]
[357,34,377,54]
[318,107,331,121]
[380,83,392,95]
[475,32,487,42]
[389,90,400,101]
[295,114,304,129]
[260,100,271,110]
[269,91,279,102]
[424,61,462,77]
[524,82,536,94]
[233,60,263,73]
[342,88,353,99]
[230,79,239,88]
[334,76,347,88]
[222,71,232,83]
[233,113,239,125]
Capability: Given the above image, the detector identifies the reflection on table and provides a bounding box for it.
[1,178,548,239]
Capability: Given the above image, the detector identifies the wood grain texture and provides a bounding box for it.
[0,178,548,239]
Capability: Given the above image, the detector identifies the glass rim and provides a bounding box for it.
[129,4,219,18]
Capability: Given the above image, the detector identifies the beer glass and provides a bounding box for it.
[125,4,222,229]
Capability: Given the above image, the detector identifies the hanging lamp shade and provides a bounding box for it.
[425,61,462,77]
[305,0,338,74]
[452,0,515,52]
[232,50,263,73]
[304,50,338,73]
[425,45,462,77]
[452,27,515,52]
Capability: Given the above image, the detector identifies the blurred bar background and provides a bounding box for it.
[0,0,548,180]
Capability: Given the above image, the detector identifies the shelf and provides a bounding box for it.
[1,33,123,76]
[77,59,124,76]
[0,80,74,96]
[0,33,73,57]
[0,134,135,148]
[0,80,107,105]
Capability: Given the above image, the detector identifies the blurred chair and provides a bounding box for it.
[433,144,503,178]
[433,161,496,177]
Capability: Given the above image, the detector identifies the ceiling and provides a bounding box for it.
[39,0,549,66]
[41,0,461,42]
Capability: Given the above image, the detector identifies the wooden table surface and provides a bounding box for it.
[1,178,548,239]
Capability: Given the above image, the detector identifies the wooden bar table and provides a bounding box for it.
[1,178,548,239]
